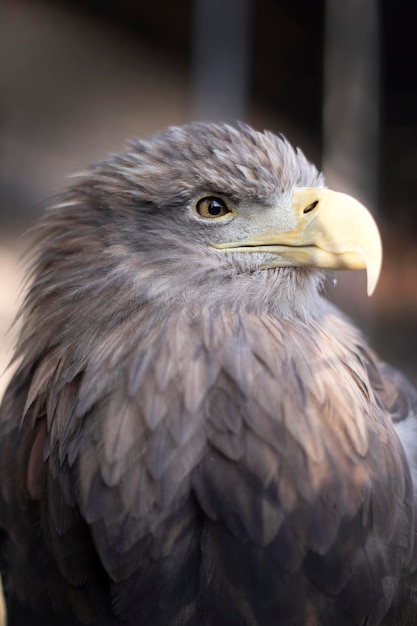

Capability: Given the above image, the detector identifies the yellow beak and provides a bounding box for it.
[212,188,382,296]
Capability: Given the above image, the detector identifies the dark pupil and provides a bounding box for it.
[208,199,223,216]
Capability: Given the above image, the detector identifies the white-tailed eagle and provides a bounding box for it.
[1,123,416,625]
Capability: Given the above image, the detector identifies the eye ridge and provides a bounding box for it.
[196,196,232,219]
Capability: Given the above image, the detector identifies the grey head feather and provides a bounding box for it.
[16,122,326,369]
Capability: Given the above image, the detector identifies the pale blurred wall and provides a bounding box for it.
[0,1,192,217]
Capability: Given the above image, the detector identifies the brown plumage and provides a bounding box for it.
[1,122,417,625]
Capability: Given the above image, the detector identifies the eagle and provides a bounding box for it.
[1,122,417,626]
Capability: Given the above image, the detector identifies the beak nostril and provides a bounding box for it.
[303,200,319,214]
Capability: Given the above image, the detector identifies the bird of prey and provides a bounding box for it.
[1,122,417,626]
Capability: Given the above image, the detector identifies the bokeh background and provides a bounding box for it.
[1,0,417,400]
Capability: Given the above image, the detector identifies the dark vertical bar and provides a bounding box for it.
[192,0,252,122]
[323,0,380,213]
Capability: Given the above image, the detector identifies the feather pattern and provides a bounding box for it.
[1,122,417,625]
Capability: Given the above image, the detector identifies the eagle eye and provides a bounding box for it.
[194,196,233,219]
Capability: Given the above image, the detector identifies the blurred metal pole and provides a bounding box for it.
[322,0,380,214]
[192,0,252,121]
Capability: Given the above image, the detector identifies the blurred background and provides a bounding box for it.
[0,0,416,398]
